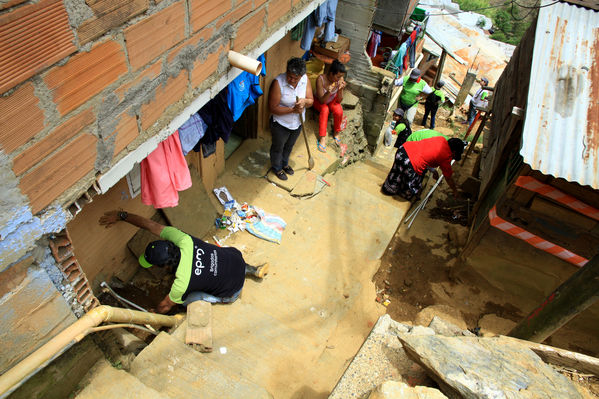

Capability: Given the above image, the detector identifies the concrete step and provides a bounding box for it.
[130,332,272,399]
[170,301,318,385]
[75,360,168,399]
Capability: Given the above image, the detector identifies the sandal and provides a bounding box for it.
[334,136,342,146]
[317,142,326,153]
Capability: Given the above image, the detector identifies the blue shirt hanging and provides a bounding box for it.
[227,54,266,121]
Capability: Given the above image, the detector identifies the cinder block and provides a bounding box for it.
[44,40,128,116]
[0,83,45,153]
[124,2,186,71]
[13,109,96,176]
[234,8,266,51]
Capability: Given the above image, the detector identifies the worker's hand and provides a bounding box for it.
[338,79,346,90]
[154,294,175,314]
[98,210,120,228]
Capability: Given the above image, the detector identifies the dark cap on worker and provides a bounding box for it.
[481,77,489,85]
[409,68,421,80]
[393,108,405,117]
[448,138,466,161]
[139,240,172,268]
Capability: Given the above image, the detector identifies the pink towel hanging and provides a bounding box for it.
[141,131,192,208]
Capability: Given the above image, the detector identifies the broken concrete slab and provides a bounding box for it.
[398,334,582,399]
[329,315,435,399]
[341,90,359,110]
[290,170,318,197]
[235,147,271,178]
[368,380,448,399]
[161,167,218,237]
[478,314,516,337]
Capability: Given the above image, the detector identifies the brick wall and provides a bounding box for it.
[0,0,322,377]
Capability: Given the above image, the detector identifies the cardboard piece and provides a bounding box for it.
[162,167,218,239]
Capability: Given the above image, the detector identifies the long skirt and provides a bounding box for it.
[381,146,423,200]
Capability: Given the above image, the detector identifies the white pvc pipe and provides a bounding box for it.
[228,51,262,76]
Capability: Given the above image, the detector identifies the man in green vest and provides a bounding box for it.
[394,68,432,125]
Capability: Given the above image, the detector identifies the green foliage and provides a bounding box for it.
[453,0,533,45]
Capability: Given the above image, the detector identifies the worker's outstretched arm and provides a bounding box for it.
[99,210,165,236]
[445,176,459,198]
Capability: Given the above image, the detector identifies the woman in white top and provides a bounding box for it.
[268,57,314,181]
[313,60,347,152]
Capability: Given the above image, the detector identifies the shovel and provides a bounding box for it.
[297,96,315,170]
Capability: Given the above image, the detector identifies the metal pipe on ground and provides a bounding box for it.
[0,305,184,398]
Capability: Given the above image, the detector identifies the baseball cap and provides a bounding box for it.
[481,77,489,85]
[139,240,173,268]
[393,108,405,117]
[409,68,421,79]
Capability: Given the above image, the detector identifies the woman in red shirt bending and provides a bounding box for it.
[382,136,465,202]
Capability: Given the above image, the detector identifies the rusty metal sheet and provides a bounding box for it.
[520,0,599,189]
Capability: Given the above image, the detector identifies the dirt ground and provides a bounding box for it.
[372,105,599,397]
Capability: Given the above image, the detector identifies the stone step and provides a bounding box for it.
[75,360,168,399]
[130,332,272,399]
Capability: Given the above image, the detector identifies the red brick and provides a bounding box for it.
[234,9,266,51]
[267,0,291,27]
[0,0,77,94]
[77,0,148,45]
[216,0,252,28]
[13,109,95,176]
[167,26,214,65]
[0,257,33,298]
[124,2,186,71]
[0,0,27,10]
[255,0,268,7]
[0,83,45,153]
[114,61,162,101]
[140,71,188,130]
[291,0,302,6]
[189,0,231,33]
[191,44,228,88]
[44,40,128,116]
[109,112,138,155]
[20,134,97,214]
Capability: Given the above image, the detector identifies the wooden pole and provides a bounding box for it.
[433,50,447,88]
[508,252,599,343]
[461,111,490,164]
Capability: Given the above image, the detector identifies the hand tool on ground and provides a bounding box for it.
[297,96,315,170]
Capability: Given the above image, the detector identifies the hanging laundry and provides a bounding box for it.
[227,54,266,121]
[194,90,234,157]
[394,42,408,74]
[178,113,207,156]
[245,206,286,244]
[300,0,338,50]
[141,132,192,209]
[290,19,305,41]
[408,27,420,68]
[367,30,381,58]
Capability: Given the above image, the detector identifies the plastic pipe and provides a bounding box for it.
[228,51,262,76]
[0,305,184,398]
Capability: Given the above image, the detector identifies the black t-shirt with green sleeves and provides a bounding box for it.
[161,227,246,303]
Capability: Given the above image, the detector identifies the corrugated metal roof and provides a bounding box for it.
[520,0,599,189]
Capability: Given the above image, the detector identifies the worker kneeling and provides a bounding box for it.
[99,211,268,314]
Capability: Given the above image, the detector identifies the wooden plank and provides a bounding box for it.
[185,300,212,352]
[498,336,599,376]
[508,253,599,343]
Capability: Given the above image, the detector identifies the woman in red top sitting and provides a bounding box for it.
[382,136,465,202]
[313,60,347,152]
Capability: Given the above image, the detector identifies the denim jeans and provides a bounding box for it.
[467,100,478,125]
[183,288,242,305]
[422,104,438,128]
[270,118,301,172]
